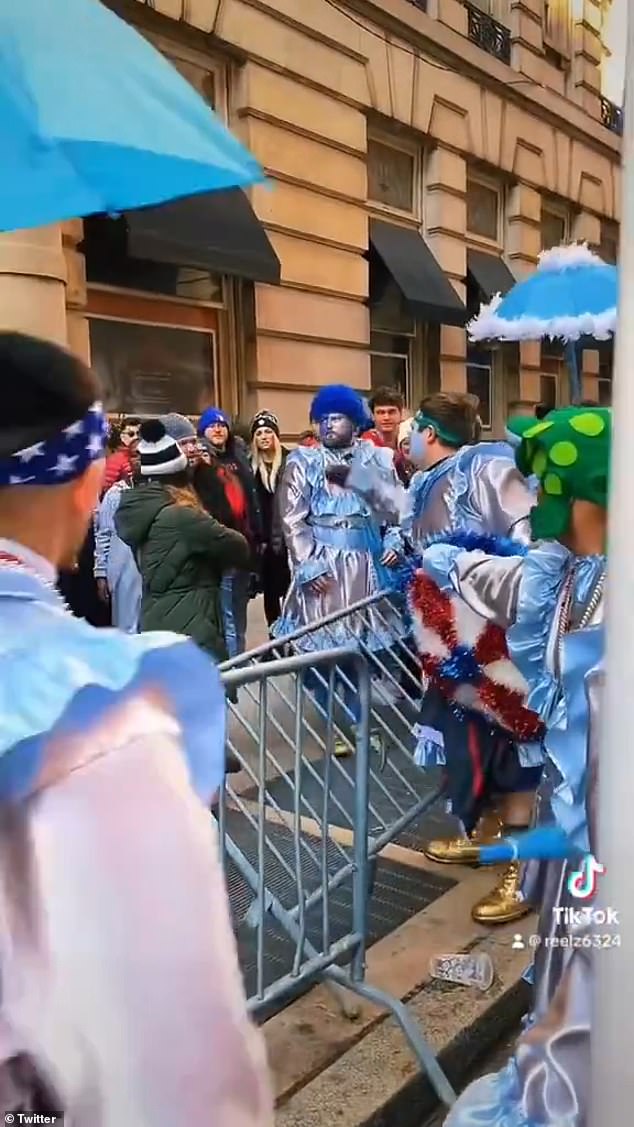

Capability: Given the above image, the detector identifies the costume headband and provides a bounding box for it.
[0,401,108,488]
[413,412,463,448]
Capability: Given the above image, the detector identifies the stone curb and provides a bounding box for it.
[274,924,533,1127]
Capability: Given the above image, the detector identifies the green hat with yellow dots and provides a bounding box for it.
[506,406,611,540]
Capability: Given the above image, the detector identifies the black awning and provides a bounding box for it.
[126,189,280,285]
[467,248,515,300]
[369,219,467,326]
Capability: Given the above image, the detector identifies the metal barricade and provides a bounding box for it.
[221,590,445,861]
[219,645,455,1106]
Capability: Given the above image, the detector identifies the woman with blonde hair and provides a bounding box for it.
[250,411,291,630]
[116,419,250,662]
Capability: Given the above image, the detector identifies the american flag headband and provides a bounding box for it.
[0,402,108,487]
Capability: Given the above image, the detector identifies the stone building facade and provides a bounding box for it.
[1,0,622,437]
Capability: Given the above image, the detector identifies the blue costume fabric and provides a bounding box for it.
[0,564,227,806]
[421,541,605,1127]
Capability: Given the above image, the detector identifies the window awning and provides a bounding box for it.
[466,249,515,301]
[369,219,467,327]
[126,189,281,285]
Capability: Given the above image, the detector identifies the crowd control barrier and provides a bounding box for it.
[218,604,455,1107]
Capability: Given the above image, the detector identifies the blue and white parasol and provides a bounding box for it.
[468,243,617,344]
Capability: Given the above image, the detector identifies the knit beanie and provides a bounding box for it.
[138,419,188,477]
[198,406,230,436]
[160,412,196,442]
[250,410,280,438]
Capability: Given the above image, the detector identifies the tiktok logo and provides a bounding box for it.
[567,854,606,900]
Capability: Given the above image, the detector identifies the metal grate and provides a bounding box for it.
[244,750,456,853]
[225,810,455,1021]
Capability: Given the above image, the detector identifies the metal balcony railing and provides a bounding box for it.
[464,2,511,65]
[600,96,623,137]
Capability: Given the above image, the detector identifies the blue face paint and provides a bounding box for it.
[409,426,430,467]
[319,413,355,448]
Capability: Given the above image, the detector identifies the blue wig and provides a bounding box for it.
[310,385,367,429]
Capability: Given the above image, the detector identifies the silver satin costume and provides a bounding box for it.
[348,440,535,771]
[442,662,602,1127]
[273,440,403,651]
[421,542,604,1127]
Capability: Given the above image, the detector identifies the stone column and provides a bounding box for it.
[425,146,467,392]
[573,211,602,397]
[506,183,541,403]
[62,220,91,365]
[572,0,603,120]
[0,225,68,346]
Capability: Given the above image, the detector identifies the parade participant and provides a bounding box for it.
[424,407,607,1021]
[198,406,263,657]
[249,410,291,630]
[274,384,403,739]
[0,332,273,1125]
[331,391,539,923]
[444,670,601,1127]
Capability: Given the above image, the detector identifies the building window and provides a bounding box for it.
[368,139,416,213]
[89,316,218,417]
[466,273,493,428]
[540,342,564,408]
[599,220,619,264]
[467,176,500,242]
[369,246,415,399]
[467,346,493,429]
[465,2,511,64]
[541,205,568,250]
[598,344,613,405]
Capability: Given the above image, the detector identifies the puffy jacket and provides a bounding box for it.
[115,482,249,661]
[102,448,133,495]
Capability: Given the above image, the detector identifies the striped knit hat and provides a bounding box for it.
[138,419,187,477]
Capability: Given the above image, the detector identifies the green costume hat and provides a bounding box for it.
[506,406,611,541]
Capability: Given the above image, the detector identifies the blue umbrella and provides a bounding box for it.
[468,244,617,401]
[0,0,264,232]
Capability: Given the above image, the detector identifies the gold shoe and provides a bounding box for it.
[424,810,502,866]
[471,862,531,925]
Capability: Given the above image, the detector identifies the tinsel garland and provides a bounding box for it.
[394,531,543,743]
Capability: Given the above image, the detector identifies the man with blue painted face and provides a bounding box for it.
[273,385,403,747]
[338,391,540,923]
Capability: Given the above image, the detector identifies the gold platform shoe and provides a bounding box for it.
[471,862,531,925]
[424,810,502,866]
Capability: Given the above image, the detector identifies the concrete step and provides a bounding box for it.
[263,855,535,1124]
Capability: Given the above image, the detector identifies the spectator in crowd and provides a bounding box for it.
[102,415,140,494]
[116,419,250,663]
[368,387,405,449]
[0,332,272,1125]
[198,407,263,657]
[249,410,291,630]
[94,441,142,633]
[161,412,236,529]
[297,428,319,447]
[395,417,416,486]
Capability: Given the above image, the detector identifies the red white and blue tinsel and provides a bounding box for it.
[392,531,544,743]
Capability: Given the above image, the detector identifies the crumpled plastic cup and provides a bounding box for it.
[429,952,494,992]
